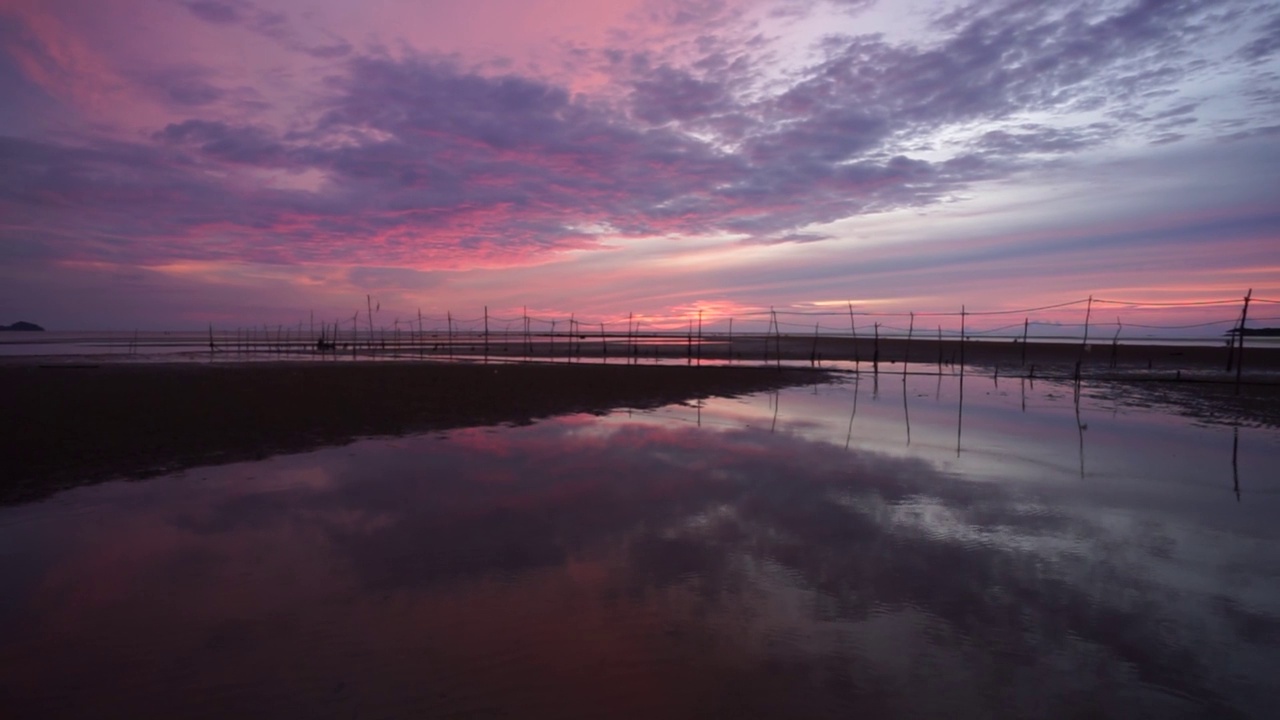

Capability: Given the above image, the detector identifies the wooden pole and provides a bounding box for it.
[872,322,880,374]
[728,317,733,361]
[810,322,820,367]
[904,312,913,376]
[937,325,943,372]
[447,311,453,360]
[628,312,634,364]
[366,295,375,350]
[1077,296,1092,383]
[697,309,703,365]
[1110,317,1121,369]
[484,306,490,362]
[959,306,966,371]
[765,309,773,364]
[1021,317,1029,367]
[772,308,781,369]
[1236,289,1252,394]
[848,301,859,364]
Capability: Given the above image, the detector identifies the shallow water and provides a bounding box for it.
[2,373,1278,718]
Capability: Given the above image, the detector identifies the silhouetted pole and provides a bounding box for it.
[1236,289,1252,394]
[904,312,914,376]
[959,306,966,371]
[447,311,453,360]
[772,307,781,369]
[1110,317,1121,369]
[848,301,860,365]
[937,325,943,373]
[697,309,703,365]
[484,306,489,362]
[1021,317,1029,367]
[810,322,820,367]
[873,322,880,374]
[1076,296,1092,383]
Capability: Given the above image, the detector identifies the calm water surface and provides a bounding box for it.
[2,373,1278,718]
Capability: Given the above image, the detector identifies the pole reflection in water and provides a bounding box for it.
[1,373,1278,719]
[1233,425,1241,501]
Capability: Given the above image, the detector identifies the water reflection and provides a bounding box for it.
[1,375,1278,718]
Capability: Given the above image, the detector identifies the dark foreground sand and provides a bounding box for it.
[2,361,827,504]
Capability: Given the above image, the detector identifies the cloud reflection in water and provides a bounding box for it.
[1,376,1278,718]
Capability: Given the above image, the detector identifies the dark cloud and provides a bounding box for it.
[1,0,1272,270]
[182,0,246,25]
[629,64,734,124]
[973,123,1119,155]
[154,119,286,165]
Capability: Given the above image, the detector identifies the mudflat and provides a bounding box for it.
[1,361,827,504]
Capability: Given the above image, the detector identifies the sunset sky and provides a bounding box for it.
[2,0,1278,332]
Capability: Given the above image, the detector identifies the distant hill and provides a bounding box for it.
[0,321,44,331]
[1225,327,1280,337]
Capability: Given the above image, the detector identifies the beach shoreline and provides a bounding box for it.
[5,334,1278,505]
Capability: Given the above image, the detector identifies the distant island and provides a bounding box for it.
[1226,327,1280,337]
[0,321,44,331]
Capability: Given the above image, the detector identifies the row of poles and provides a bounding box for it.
[201,290,1262,390]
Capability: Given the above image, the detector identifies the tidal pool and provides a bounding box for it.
[2,372,1278,719]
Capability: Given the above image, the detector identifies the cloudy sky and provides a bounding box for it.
[2,0,1278,331]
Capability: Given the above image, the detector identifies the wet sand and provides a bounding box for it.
[1,361,827,504]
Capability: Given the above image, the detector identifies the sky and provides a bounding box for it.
[1,0,1279,333]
